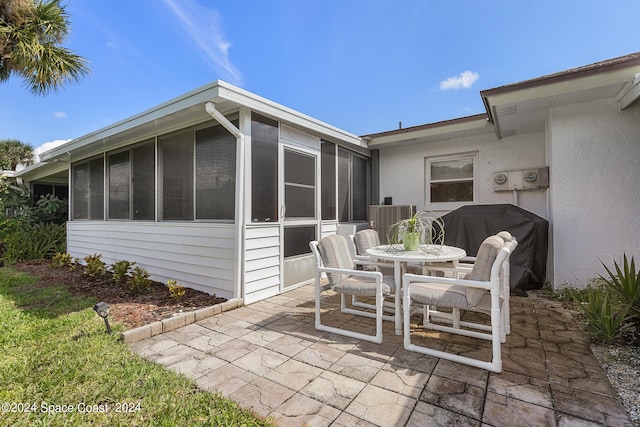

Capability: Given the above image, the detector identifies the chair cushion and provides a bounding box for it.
[496,231,512,243]
[466,235,504,306]
[354,229,381,255]
[409,282,469,308]
[333,275,395,296]
[317,234,356,286]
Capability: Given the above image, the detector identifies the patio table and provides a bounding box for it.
[366,244,467,334]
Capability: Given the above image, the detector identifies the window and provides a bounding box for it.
[337,147,369,222]
[251,113,278,222]
[107,141,155,220]
[320,141,336,220]
[159,131,194,220]
[131,142,155,220]
[284,149,315,219]
[108,151,130,219]
[195,124,236,220]
[426,153,477,208]
[71,157,104,220]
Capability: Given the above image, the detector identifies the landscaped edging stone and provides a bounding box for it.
[120,298,244,343]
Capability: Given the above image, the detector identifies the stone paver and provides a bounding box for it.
[127,286,635,426]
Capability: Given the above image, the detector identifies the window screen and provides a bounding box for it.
[284,226,316,258]
[159,131,194,220]
[132,142,155,220]
[196,124,236,220]
[251,113,278,222]
[284,149,315,219]
[321,141,336,220]
[108,151,130,219]
[89,158,104,220]
[72,162,88,219]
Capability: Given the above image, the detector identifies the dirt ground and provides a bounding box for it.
[12,260,227,330]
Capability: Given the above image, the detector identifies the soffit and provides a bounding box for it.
[482,54,640,138]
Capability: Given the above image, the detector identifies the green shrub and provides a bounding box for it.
[573,285,633,344]
[49,252,75,269]
[167,279,186,299]
[3,222,66,262]
[83,253,107,278]
[128,266,151,293]
[600,254,640,318]
[110,260,136,283]
[31,194,68,225]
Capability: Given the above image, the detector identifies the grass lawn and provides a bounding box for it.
[0,266,275,426]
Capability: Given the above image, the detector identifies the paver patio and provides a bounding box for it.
[128,285,634,426]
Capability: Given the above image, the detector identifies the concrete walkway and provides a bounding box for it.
[127,285,634,426]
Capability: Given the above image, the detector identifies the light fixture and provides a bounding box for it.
[93,302,111,334]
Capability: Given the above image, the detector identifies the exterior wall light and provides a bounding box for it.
[93,302,111,334]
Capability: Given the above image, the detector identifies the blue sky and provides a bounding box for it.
[2,0,639,157]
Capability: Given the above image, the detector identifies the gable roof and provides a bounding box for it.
[482,52,640,138]
[364,52,640,145]
[34,80,365,165]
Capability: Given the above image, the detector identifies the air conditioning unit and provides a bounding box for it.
[368,205,416,244]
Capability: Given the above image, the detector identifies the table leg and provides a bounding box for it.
[394,260,402,335]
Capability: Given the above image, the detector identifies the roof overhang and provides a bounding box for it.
[362,114,493,148]
[481,52,640,139]
[38,80,366,165]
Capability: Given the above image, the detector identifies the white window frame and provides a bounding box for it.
[425,152,478,211]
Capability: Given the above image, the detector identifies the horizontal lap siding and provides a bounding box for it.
[67,222,236,299]
[244,225,280,304]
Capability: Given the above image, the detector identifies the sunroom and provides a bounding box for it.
[34,81,371,304]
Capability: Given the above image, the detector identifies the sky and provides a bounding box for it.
[2,0,639,159]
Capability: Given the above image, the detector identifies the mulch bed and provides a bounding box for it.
[11,260,227,330]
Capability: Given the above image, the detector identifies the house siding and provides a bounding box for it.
[548,98,640,288]
[67,221,236,299]
[378,131,548,219]
[243,224,281,304]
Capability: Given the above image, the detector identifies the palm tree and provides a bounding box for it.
[0,0,90,95]
[0,139,34,170]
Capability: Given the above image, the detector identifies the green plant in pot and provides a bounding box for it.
[387,210,444,251]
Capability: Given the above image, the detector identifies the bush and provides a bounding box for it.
[3,222,66,262]
[110,260,136,283]
[83,253,107,278]
[50,252,75,269]
[128,267,151,293]
[573,285,633,344]
[167,279,186,299]
[600,254,640,318]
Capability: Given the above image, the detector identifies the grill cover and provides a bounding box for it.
[435,204,548,295]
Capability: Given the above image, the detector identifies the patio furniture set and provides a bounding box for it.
[309,228,517,373]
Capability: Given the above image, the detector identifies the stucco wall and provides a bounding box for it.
[549,98,640,288]
[377,131,548,219]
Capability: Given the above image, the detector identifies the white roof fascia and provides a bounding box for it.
[484,67,639,108]
[40,81,366,162]
[40,81,227,162]
[15,160,68,181]
[365,116,492,148]
[213,82,366,149]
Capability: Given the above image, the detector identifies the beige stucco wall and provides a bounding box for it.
[377,130,548,219]
[548,98,640,288]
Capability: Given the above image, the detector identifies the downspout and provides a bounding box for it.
[205,102,245,302]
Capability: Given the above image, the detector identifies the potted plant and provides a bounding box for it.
[387,210,444,251]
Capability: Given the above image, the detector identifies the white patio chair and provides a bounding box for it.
[402,235,514,372]
[424,231,517,339]
[310,234,398,344]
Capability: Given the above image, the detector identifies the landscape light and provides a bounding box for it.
[93,302,111,334]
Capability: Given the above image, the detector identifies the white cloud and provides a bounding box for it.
[439,70,479,90]
[33,139,71,163]
[53,111,67,119]
[164,0,242,85]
